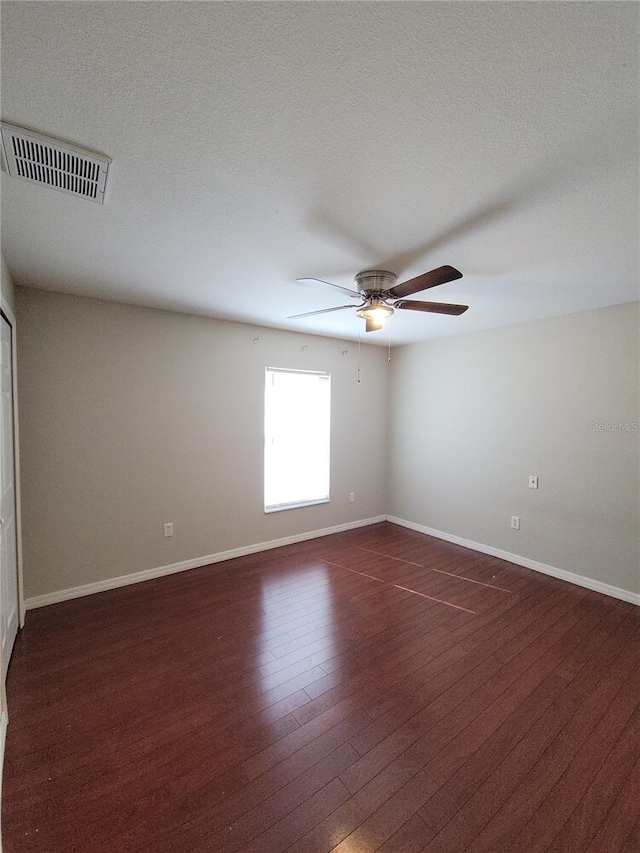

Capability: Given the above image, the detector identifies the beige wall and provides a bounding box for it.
[1,256,15,313]
[14,287,640,603]
[389,303,639,596]
[16,288,389,599]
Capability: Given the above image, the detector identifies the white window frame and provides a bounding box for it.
[264,367,331,513]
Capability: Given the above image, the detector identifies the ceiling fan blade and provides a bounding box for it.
[287,304,356,319]
[296,277,361,298]
[388,265,462,299]
[365,318,383,332]
[394,300,469,316]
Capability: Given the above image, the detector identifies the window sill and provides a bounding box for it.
[264,498,330,514]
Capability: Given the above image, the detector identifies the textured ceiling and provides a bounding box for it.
[1,2,638,345]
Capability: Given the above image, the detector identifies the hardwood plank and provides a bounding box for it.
[3,522,639,853]
[377,813,435,853]
[331,770,438,853]
[622,818,640,853]
[171,747,356,853]
[235,777,351,853]
[510,689,640,852]
[284,595,601,851]
[584,756,640,853]
[240,699,371,781]
[341,587,583,788]
[297,573,547,720]
[420,617,640,852]
[418,601,628,834]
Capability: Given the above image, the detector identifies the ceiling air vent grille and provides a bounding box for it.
[1,122,111,204]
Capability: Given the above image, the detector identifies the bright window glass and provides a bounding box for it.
[264,367,331,512]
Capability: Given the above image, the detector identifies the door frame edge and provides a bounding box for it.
[0,298,25,629]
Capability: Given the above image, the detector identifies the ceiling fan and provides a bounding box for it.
[289,265,467,332]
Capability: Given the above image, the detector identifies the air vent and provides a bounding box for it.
[1,122,111,204]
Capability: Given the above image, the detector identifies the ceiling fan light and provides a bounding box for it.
[356,301,394,322]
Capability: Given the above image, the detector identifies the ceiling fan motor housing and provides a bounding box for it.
[354,269,397,296]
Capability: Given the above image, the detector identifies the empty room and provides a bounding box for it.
[0,3,638,852]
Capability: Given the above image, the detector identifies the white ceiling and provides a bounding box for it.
[1,2,638,345]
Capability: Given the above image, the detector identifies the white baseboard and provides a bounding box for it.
[25,515,387,610]
[24,513,639,611]
[386,516,640,607]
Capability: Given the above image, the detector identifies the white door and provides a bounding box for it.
[1,311,19,679]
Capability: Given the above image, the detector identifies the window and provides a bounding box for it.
[264,367,331,512]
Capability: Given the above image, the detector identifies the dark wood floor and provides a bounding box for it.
[3,522,640,852]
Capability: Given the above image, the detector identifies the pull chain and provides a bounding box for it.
[357,332,361,383]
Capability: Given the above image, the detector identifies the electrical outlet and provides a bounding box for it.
[163,522,173,537]
[528,475,539,489]
[349,492,355,503]
[510,516,520,530]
